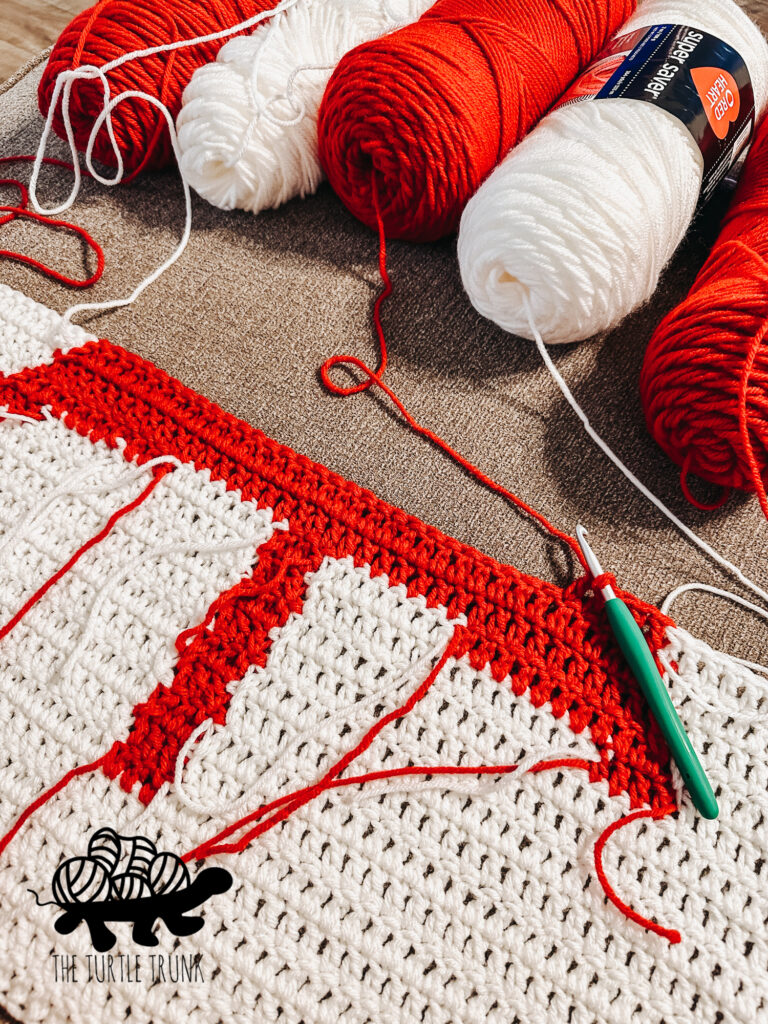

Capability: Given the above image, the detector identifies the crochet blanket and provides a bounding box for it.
[0,283,765,1024]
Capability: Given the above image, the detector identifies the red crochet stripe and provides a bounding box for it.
[102,529,323,803]
[0,342,676,810]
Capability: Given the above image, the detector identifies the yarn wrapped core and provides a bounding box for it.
[640,114,768,513]
[317,0,636,242]
[177,0,433,214]
[457,0,768,343]
[38,0,280,177]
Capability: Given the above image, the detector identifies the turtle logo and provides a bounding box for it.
[30,828,232,952]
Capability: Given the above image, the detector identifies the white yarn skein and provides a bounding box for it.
[458,0,768,344]
[177,0,432,214]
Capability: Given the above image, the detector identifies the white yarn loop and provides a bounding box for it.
[177,0,433,215]
[458,0,768,343]
[662,584,768,674]
[662,581,768,623]
[27,0,304,340]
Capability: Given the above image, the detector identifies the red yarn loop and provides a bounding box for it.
[594,806,681,944]
[39,0,283,177]
[320,174,587,570]
[317,0,635,241]
[641,116,768,520]
[0,156,104,287]
[591,571,618,594]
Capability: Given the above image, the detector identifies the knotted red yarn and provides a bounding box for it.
[316,0,636,242]
[641,116,768,518]
[39,0,280,178]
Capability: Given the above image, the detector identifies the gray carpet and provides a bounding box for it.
[1,8,768,1019]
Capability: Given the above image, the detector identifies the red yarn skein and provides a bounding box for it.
[39,0,280,178]
[641,117,768,517]
[317,0,636,242]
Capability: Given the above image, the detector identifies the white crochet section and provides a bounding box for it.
[0,281,95,373]
[1,547,766,1024]
[175,555,461,815]
[0,412,278,833]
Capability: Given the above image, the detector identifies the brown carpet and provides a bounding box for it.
[1,9,768,1018]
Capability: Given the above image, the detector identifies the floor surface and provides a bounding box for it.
[0,0,88,83]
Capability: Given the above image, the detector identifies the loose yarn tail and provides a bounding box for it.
[183,706,595,861]
[184,628,465,860]
[23,0,303,340]
[594,806,681,945]
[319,188,587,573]
[0,755,108,861]
[0,156,104,287]
[0,464,170,644]
[525,304,768,610]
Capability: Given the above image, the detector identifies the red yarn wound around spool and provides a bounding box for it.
[641,115,768,519]
[39,0,280,178]
[316,0,636,242]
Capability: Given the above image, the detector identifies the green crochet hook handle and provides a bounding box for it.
[576,525,719,821]
[605,597,719,820]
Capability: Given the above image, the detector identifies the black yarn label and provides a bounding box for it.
[555,24,755,204]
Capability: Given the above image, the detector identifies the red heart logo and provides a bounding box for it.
[691,66,741,140]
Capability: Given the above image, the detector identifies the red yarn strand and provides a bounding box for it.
[184,757,594,864]
[185,631,464,860]
[594,806,681,944]
[320,185,587,572]
[0,156,104,288]
[0,755,108,861]
[0,466,169,644]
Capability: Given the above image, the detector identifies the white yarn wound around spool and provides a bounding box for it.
[458,0,768,344]
[177,0,432,214]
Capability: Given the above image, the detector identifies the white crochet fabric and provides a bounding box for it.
[0,281,95,373]
[0,285,766,1024]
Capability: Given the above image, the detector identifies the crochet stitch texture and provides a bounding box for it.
[0,283,766,1024]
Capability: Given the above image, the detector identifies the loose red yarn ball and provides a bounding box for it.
[640,116,768,515]
[39,0,279,178]
[316,0,636,242]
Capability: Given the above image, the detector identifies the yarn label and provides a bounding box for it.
[555,24,755,203]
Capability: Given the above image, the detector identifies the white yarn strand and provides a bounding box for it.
[525,300,768,610]
[177,0,433,214]
[172,634,452,815]
[0,454,181,558]
[27,0,304,339]
[661,584,768,674]
[458,0,768,344]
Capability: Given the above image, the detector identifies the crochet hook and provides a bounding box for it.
[576,525,719,821]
